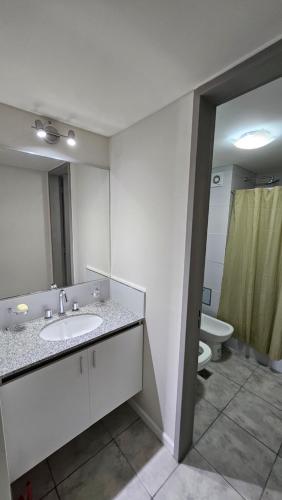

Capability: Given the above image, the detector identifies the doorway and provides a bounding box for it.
[48,162,73,288]
[175,39,282,464]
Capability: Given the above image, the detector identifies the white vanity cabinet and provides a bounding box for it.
[0,324,143,483]
[1,349,90,482]
[89,325,143,423]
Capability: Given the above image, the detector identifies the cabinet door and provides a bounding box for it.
[0,350,90,482]
[89,325,143,423]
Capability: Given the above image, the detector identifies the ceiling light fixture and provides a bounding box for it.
[233,129,274,150]
[32,119,77,147]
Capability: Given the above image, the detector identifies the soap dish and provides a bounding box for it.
[13,324,26,332]
[5,324,26,333]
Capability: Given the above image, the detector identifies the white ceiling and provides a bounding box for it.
[213,77,282,174]
[1,1,282,136]
[0,148,63,171]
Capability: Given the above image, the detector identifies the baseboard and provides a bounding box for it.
[129,399,174,455]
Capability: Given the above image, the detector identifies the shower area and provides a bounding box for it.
[218,176,282,372]
[201,164,282,371]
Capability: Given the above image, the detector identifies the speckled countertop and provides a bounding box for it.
[0,300,143,382]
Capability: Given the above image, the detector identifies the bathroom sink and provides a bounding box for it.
[40,314,103,341]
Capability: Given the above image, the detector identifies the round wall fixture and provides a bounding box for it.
[213,174,221,184]
[44,124,60,144]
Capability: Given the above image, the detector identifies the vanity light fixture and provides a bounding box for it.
[32,119,77,147]
[233,129,274,150]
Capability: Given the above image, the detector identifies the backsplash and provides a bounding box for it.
[0,276,146,330]
[0,279,110,330]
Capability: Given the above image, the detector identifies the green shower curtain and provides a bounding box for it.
[218,186,282,361]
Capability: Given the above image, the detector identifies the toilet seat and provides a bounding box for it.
[198,341,212,371]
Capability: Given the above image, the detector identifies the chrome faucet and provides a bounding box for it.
[58,289,68,315]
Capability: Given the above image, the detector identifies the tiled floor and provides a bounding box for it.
[11,348,282,500]
[194,348,282,500]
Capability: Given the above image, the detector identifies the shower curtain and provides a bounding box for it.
[218,186,282,361]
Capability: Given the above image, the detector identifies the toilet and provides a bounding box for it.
[200,313,234,361]
[198,341,212,371]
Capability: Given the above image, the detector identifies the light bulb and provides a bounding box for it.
[67,130,76,146]
[67,137,76,146]
[34,119,47,139]
[37,129,47,139]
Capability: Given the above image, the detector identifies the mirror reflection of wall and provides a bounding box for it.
[71,164,110,284]
[0,148,110,300]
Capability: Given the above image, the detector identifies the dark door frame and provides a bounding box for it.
[174,38,282,462]
[48,162,73,288]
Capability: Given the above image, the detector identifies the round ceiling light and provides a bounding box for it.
[233,130,275,150]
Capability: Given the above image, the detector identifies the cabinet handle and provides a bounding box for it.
[92,350,96,368]
[79,356,83,375]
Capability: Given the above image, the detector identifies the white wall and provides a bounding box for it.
[110,94,193,445]
[71,164,110,283]
[203,166,233,316]
[0,103,109,168]
[203,165,255,316]
[0,164,53,299]
[231,165,255,190]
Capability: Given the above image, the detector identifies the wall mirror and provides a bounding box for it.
[0,147,110,300]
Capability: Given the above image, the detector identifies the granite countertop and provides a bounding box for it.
[0,300,143,382]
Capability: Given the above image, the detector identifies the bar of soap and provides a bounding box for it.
[16,304,29,313]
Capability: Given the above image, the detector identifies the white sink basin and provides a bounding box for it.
[40,314,103,341]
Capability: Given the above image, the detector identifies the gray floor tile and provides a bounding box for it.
[261,457,282,500]
[48,420,112,484]
[43,491,59,500]
[234,347,258,368]
[12,460,55,500]
[224,388,282,453]
[116,420,177,496]
[193,397,220,444]
[102,403,139,438]
[155,448,243,500]
[196,414,276,500]
[197,371,240,410]
[57,441,139,500]
[245,368,282,410]
[113,475,151,500]
[209,348,257,385]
